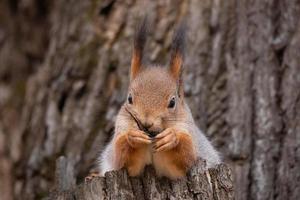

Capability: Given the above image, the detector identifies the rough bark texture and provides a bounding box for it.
[0,0,300,199]
[47,158,233,200]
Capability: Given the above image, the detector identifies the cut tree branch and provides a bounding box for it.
[47,157,234,200]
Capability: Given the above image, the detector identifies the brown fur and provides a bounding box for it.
[115,49,195,178]
[114,131,151,176]
[126,67,179,133]
[130,52,142,81]
[153,130,196,179]
[169,53,183,80]
[94,21,220,180]
[125,145,150,176]
[114,127,196,178]
[114,133,130,169]
[130,17,147,81]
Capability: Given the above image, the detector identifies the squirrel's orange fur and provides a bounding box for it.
[153,130,196,179]
[114,130,151,176]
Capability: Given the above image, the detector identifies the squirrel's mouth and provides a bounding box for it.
[125,107,160,138]
[145,130,159,138]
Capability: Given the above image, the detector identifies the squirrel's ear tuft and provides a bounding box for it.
[169,22,186,81]
[130,17,148,81]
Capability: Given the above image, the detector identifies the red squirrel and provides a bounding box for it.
[87,19,220,181]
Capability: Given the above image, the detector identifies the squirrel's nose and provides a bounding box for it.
[142,122,153,130]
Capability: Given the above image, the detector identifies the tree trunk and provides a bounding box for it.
[47,157,233,200]
[0,0,299,199]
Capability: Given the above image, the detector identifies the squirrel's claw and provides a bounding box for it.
[127,130,152,148]
[85,172,101,183]
[154,128,179,152]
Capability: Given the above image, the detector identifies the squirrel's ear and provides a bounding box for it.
[169,22,186,81]
[130,17,148,81]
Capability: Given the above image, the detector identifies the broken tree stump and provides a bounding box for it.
[47,157,234,200]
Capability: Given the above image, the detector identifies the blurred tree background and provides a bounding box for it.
[0,0,299,199]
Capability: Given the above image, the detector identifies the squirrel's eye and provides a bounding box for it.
[128,94,133,104]
[168,97,176,109]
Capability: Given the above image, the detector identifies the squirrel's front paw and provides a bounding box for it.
[126,129,152,148]
[153,128,180,152]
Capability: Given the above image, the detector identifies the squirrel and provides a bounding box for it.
[87,19,221,181]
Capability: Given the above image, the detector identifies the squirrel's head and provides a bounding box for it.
[124,18,186,135]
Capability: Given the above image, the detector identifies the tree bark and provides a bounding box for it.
[0,0,300,199]
[47,157,233,200]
